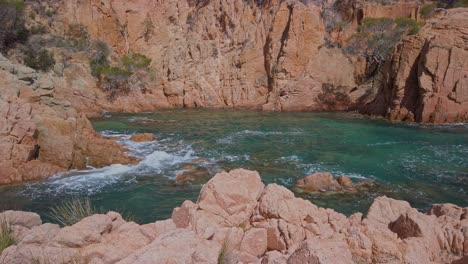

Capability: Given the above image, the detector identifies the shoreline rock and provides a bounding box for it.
[0,56,135,186]
[1,169,466,263]
[129,133,155,143]
[295,172,359,193]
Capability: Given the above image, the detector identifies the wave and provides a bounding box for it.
[21,132,197,197]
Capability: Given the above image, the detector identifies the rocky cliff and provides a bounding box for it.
[0,54,134,185]
[362,8,468,122]
[47,0,467,120]
[1,169,467,263]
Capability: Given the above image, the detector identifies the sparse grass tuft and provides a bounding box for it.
[49,197,96,226]
[217,234,237,264]
[0,217,15,254]
[49,197,139,226]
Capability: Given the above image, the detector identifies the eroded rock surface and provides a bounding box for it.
[0,55,134,185]
[362,8,468,123]
[1,169,467,263]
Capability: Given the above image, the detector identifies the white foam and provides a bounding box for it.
[22,131,197,196]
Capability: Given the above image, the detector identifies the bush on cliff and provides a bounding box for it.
[121,53,151,71]
[0,0,29,51]
[0,217,15,254]
[420,3,436,18]
[345,16,420,79]
[90,40,110,77]
[23,47,56,72]
[395,17,420,35]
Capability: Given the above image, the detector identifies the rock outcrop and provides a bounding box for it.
[0,55,134,185]
[129,133,154,142]
[1,169,467,263]
[295,172,364,193]
[362,8,468,123]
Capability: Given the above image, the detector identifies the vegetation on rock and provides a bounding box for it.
[0,0,29,51]
[23,47,56,71]
[0,217,15,254]
[49,197,97,226]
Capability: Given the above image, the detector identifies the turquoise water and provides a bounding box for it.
[0,109,467,224]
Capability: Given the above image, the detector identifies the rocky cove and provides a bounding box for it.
[0,0,467,263]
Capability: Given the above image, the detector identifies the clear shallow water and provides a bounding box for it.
[0,109,467,224]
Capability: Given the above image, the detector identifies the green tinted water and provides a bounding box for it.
[0,109,466,223]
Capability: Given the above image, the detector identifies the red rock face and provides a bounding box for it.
[362,9,468,123]
[0,65,134,185]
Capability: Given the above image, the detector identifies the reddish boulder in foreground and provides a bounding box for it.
[1,169,467,264]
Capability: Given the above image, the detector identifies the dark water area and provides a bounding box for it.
[1,109,467,224]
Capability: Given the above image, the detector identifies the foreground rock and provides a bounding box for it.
[1,169,467,263]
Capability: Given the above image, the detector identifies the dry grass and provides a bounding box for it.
[49,197,138,226]
[48,197,96,226]
[217,233,238,264]
[0,216,15,254]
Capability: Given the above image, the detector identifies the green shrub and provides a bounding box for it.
[420,3,436,18]
[0,1,29,50]
[0,0,25,10]
[395,17,420,35]
[0,217,15,254]
[45,9,55,17]
[454,0,468,7]
[99,65,132,77]
[49,197,96,226]
[90,40,111,76]
[359,17,394,33]
[23,48,56,71]
[121,53,151,70]
[30,25,47,35]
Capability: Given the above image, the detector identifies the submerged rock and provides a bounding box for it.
[129,133,155,142]
[1,169,467,264]
[295,172,359,193]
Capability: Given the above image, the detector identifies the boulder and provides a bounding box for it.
[52,214,112,247]
[240,228,268,257]
[0,211,42,228]
[197,169,265,226]
[129,133,155,142]
[337,175,354,190]
[365,196,415,225]
[295,172,342,192]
